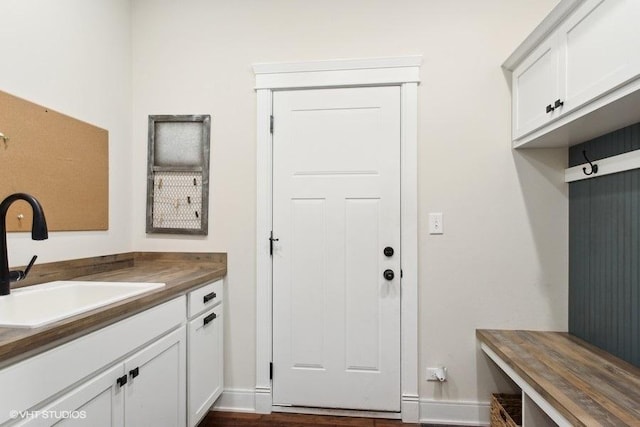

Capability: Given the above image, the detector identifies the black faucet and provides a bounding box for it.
[0,193,48,296]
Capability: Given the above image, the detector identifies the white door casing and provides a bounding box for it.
[271,86,401,411]
[254,56,420,422]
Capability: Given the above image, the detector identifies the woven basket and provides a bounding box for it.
[490,393,522,427]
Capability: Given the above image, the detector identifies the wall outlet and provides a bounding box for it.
[426,367,447,382]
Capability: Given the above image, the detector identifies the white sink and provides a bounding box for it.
[0,281,165,328]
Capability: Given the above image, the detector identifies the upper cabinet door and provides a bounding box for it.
[512,35,562,139]
[560,0,640,112]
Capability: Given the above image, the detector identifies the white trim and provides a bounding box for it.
[565,149,640,183]
[254,56,421,90]
[480,343,572,427]
[254,56,421,422]
[419,399,490,426]
[400,82,420,423]
[255,88,273,417]
[212,388,256,413]
[253,56,422,75]
[502,0,583,71]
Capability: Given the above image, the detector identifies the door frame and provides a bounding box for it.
[253,56,421,423]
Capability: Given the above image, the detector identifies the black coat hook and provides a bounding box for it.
[582,150,598,176]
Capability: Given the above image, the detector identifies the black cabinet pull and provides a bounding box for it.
[383,246,394,257]
[383,269,395,281]
[129,367,139,379]
[116,375,128,387]
[546,104,555,113]
[554,99,564,108]
[203,291,217,303]
[204,312,217,326]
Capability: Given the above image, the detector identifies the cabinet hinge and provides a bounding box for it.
[270,115,274,134]
[401,269,403,278]
[270,362,273,380]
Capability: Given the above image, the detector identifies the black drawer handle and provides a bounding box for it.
[203,312,217,326]
[116,375,128,387]
[203,291,217,303]
[129,367,139,379]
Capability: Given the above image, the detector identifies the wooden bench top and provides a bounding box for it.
[477,330,640,426]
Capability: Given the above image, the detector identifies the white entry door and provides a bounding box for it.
[272,86,401,412]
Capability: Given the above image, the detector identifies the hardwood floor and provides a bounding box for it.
[198,411,420,427]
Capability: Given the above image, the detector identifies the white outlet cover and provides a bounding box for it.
[428,212,443,235]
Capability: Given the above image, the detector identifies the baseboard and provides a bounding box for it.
[420,399,490,426]
[212,388,256,413]
[211,389,490,426]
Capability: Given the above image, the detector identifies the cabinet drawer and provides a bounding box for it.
[188,279,223,318]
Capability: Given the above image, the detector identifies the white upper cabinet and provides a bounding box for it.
[561,0,640,111]
[512,35,562,138]
[507,0,640,147]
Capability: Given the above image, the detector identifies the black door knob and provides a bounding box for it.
[383,269,395,281]
[383,246,394,257]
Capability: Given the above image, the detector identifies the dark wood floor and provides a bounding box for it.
[199,411,456,427]
[199,412,415,426]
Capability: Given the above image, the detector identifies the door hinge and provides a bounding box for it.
[269,231,279,256]
[270,362,273,380]
[270,115,274,134]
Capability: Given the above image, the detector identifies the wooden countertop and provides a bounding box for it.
[477,329,640,426]
[0,252,226,366]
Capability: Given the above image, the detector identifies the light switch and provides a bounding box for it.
[429,213,443,235]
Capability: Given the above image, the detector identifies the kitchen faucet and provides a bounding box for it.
[0,193,48,295]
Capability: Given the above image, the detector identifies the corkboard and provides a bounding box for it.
[0,90,108,232]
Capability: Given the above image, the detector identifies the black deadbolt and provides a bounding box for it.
[383,269,395,281]
[383,246,394,257]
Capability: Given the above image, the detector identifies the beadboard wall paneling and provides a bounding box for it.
[569,122,640,367]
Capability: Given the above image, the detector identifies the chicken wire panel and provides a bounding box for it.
[152,171,203,230]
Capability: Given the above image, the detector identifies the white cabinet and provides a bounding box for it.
[16,326,186,427]
[0,278,225,427]
[14,365,124,427]
[123,327,186,427]
[0,297,186,427]
[508,0,640,147]
[187,279,223,427]
[561,0,640,112]
[512,36,562,138]
[12,327,186,427]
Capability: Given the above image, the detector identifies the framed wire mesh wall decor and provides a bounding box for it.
[146,115,210,235]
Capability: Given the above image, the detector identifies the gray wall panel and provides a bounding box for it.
[569,123,640,367]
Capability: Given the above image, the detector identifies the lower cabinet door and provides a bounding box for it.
[187,305,223,427]
[13,364,124,427]
[124,327,186,427]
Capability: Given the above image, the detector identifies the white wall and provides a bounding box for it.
[131,0,567,415]
[0,0,133,262]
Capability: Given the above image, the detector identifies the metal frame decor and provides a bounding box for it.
[146,114,210,235]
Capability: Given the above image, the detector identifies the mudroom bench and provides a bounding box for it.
[476,329,640,426]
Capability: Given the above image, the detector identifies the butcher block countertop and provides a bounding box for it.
[477,329,640,426]
[0,252,226,366]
